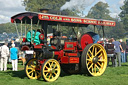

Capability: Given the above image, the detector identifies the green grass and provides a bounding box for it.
[0,62,128,85]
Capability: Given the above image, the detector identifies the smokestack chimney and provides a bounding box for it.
[39,9,49,13]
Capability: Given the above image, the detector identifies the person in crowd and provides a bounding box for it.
[10,44,18,71]
[0,43,9,71]
[111,38,123,67]
[119,39,126,63]
[105,39,115,67]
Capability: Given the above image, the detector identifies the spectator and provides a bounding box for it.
[10,44,18,71]
[0,43,9,71]
[111,38,123,67]
[119,39,126,63]
[105,39,115,67]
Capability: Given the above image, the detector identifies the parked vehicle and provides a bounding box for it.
[11,10,115,82]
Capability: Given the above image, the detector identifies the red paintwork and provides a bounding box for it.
[97,41,104,46]
[21,45,30,51]
[34,45,42,49]
[80,34,93,50]
[63,42,77,51]
[69,57,79,63]
[51,46,56,49]
[39,34,44,40]
[60,56,69,64]
[22,37,26,42]
[68,53,77,56]
[39,59,46,69]
[11,12,116,27]
[38,14,116,27]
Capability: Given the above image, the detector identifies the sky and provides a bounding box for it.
[0,0,125,24]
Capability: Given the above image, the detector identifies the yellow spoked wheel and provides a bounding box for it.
[81,43,107,76]
[25,58,41,79]
[41,59,61,82]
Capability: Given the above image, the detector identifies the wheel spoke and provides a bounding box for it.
[48,62,51,67]
[53,63,57,68]
[95,64,100,70]
[43,70,49,72]
[54,72,56,76]
[89,50,93,56]
[27,67,33,70]
[36,71,40,75]
[95,47,97,56]
[98,53,103,58]
[98,59,106,62]
[55,68,59,71]
[92,46,94,54]
[28,70,33,75]
[49,73,52,79]
[87,53,91,58]
[95,49,102,56]
[35,71,37,77]
[97,62,102,67]
[87,62,91,66]
[31,65,35,67]
[45,66,49,69]
[31,72,33,77]
[91,66,93,73]
[45,73,49,77]
[94,64,96,73]
[87,59,92,62]
[88,63,93,70]
[51,61,54,67]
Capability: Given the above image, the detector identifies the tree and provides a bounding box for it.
[22,0,78,35]
[23,0,67,12]
[86,2,113,20]
[119,0,128,31]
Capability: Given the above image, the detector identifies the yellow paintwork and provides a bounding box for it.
[42,59,61,82]
[86,44,107,76]
[25,58,41,79]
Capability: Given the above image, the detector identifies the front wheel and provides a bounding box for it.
[25,58,41,79]
[41,59,61,82]
[81,43,107,76]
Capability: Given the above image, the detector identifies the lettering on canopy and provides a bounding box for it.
[38,14,115,26]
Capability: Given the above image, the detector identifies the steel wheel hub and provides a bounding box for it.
[93,56,98,64]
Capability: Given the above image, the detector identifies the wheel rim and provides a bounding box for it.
[25,58,41,79]
[42,59,61,82]
[86,44,107,76]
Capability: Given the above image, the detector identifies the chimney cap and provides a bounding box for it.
[39,8,49,13]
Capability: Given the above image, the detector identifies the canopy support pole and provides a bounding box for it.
[94,25,96,32]
[41,21,48,44]
[14,21,20,38]
[31,19,33,44]
[102,26,105,44]
[21,20,23,38]
[25,21,27,37]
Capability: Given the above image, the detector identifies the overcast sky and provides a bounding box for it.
[0,0,125,24]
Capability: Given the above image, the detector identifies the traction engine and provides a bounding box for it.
[21,30,107,82]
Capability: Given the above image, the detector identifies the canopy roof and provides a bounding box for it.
[11,12,116,27]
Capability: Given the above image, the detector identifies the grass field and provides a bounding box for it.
[0,62,128,85]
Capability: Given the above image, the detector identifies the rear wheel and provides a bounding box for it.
[81,43,107,76]
[25,58,41,79]
[41,59,61,82]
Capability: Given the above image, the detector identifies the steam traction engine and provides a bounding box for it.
[11,12,116,82]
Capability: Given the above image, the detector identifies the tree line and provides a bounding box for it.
[0,0,128,39]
